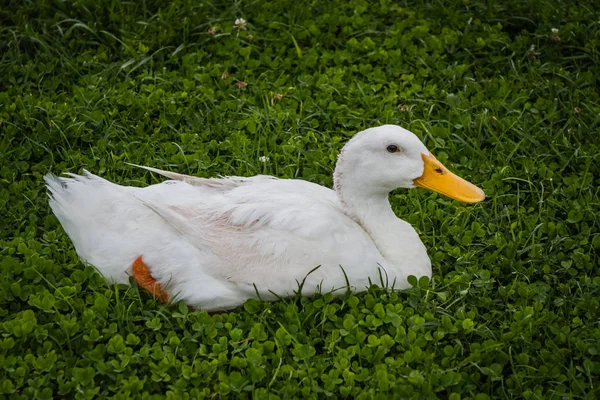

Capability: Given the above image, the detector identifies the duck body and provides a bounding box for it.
[45,170,430,310]
[46,125,483,311]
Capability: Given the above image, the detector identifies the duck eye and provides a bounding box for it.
[386,145,399,153]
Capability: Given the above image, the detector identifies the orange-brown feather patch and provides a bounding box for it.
[132,256,169,303]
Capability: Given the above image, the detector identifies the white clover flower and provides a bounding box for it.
[527,44,540,58]
[234,18,247,30]
[259,156,270,163]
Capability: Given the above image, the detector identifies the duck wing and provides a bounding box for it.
[133,174,385,297]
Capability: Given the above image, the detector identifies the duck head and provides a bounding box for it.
[334,125,485,203]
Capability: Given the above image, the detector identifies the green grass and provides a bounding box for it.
[1,0,599,398]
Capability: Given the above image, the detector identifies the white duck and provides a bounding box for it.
[45,125,484,311]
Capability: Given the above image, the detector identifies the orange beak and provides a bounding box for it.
[413,153,485,203]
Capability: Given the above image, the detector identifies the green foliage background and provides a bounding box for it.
[1,0,599,398]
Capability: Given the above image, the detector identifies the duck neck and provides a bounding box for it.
[335,173,408,262]
[333,150,431,283]
[335,176,431,283]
